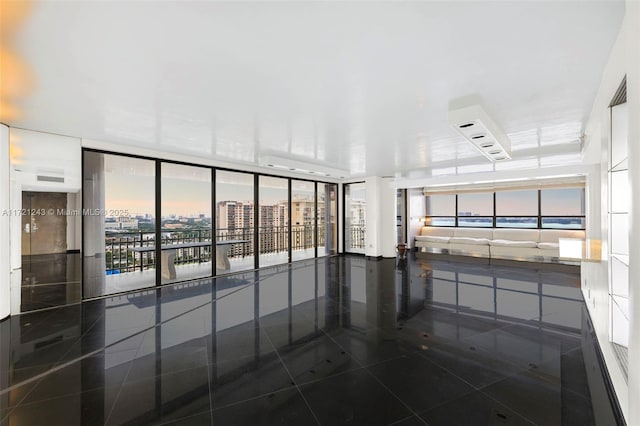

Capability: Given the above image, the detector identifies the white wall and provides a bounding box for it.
[0,124,10,320]
[582,1,640,422]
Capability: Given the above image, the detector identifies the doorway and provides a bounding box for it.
[21,192,81,311]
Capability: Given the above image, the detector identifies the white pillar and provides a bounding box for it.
[626,0,640,423]
[0,124,9,319]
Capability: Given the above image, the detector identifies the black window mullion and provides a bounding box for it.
[314,182,318,258]
[455,194,459,227]
[538,190,542,229]
[211,168,216,277]
[288,179,292,263]
[155,161,162,286]
[493,192,496,228]
[254,174,259,270]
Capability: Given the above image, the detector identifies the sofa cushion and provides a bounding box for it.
[490,239,538,248]
[537,242,559,250]
[416,235,451,243]
[492,229,539,242]
[453,228,494,239]
[450,237,490,245]
[538,229,585,243]
[420,227,455,238]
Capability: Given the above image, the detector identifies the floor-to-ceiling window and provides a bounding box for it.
[291,180,315,261]
[83,151,156,298]
[259,176,289,267]
[82,150,337,299]
[344,182,366,254]
[215,170,255,275]
[160,163,212,284]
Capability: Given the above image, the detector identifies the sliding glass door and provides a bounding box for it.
[344,182,366,254]
[292,180,315,261]
[259,176,289,267]
[83,151,156,298]
[318,183,338,256]
[215,170,255,274]
[160,163,212,284]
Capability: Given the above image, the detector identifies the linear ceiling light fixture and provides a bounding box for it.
[448,99,512,162]
[259,154,350,179]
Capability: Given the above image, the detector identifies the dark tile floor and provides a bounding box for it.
[0,254,621,425]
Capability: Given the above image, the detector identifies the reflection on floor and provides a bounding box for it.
[1,254,621,425]
[84,248,320,297]
[21,253,81,312]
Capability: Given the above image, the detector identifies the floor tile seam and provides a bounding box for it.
[153,409,212,426]
[353,349,425,370]
[292,365,368,388]
[116,361,212,388]
[208,384,299,413]
[316,326,367,370]
[494,318,585,341]
[104,320,150,426]
[360,363,432,423]
[21,280,82,287]
[261,329,322,426]
[0,332,93,399]
[387,414,428,426]
[475,388,539,426]
[410,350,487,392]
[204,348,215,426]
[408,386,480,421]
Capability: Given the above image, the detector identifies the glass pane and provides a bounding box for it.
[495,190,538,215]
[426,194,455,216]
[611,256,629,297]
[611,213,628,255]
[216,170,255,274]
[458,217,492,227]
[345,183,366,253]
[541,217,585,229]
[611,171,629,213]
[292,180,315,261]
[457,192,493,216]
[541,188,585,216]
[161,163,211,284]
[318,183,338,256]
[83,152,156,298]
[611,103,628,168]
[495,217,537,228]
[259,176,289,267]
[427,217,455,226]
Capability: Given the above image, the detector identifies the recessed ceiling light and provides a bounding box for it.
[449,100,512,162]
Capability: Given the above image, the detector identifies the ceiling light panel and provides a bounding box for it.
[448,102,512,162]
[259,154,350,179]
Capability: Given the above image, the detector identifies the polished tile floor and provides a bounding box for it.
[0,254,620,425]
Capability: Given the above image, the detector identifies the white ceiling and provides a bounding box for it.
[6,1,624,180]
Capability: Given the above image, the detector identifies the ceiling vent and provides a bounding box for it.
[448,100,511,162]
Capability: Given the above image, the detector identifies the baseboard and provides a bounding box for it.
[66,249,80,254]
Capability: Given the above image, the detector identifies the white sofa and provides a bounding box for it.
[414,226,585,261]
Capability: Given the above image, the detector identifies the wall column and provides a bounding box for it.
[626,0,640,423]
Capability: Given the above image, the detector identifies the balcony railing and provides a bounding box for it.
[105,225,327,274]
[345,224,366,250]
